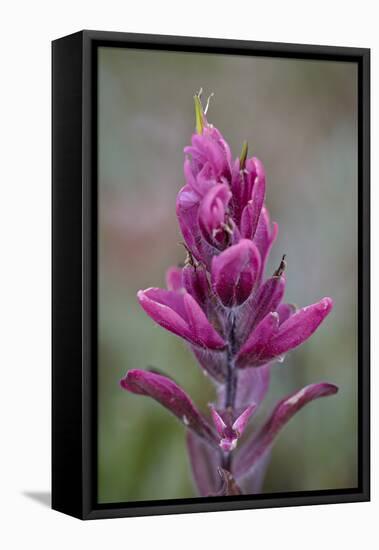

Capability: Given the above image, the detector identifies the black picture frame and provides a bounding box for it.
[52,30,370,520]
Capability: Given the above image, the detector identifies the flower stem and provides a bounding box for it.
[222,312,237,471]
[225,312,237,410]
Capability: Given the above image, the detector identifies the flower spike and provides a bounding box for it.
[123,94,338,498]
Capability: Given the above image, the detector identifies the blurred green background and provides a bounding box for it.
[98,47,358,503]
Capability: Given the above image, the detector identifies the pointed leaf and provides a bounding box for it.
[234,382,339,479]
[120,369,218,444]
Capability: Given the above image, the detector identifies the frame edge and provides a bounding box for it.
[52,31,86,519]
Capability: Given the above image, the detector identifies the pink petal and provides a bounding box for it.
[190,131,231,179]
[277,303,297,324]
[236,312,280,368]
[176,184,202,261]
[165,266,183,291]
[263,297,333,360]
[137,288,190,341]
[138,288,225,350]
[237,274,285,344]
[253,206,278,282]
[232,404,257,434]
[240,158,266,240]
[198,184,231,244]
[211,239,261,307]
[209,405,227,437]
[182,265,209,307]
[183,293,226,349]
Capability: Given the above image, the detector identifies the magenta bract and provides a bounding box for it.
[120,93,338,496]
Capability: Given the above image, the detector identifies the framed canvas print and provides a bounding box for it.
[52,30,370,520]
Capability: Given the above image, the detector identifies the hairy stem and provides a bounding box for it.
[225,312,237,410]
[222,312,238,471]
[222,452,232,471]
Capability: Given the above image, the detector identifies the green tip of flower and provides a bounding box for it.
[239,141,248,169]
[194,92,205,134]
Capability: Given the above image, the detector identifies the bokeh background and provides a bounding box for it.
[98,47,358,504]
